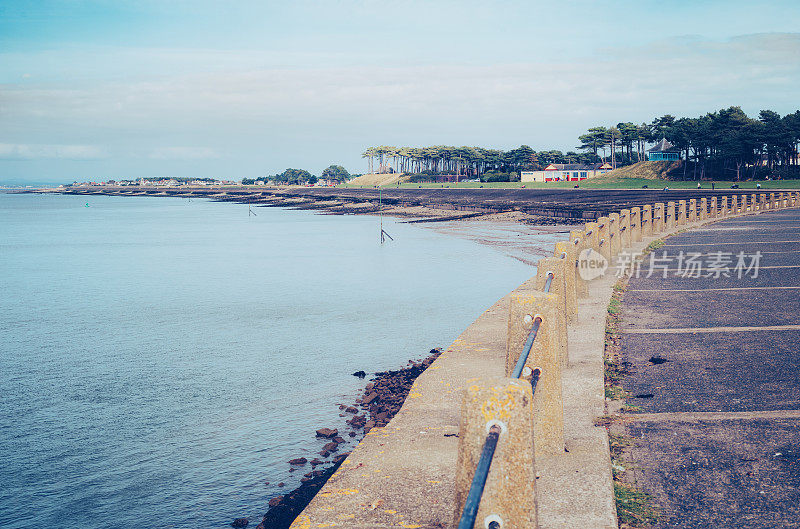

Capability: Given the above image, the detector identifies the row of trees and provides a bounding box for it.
[578,107,800,180]
[243,165,352,185]
[360,145,600,178]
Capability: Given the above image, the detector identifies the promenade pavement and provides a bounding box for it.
[619,208,800,528]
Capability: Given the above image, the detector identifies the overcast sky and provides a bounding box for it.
[1,0,799,184]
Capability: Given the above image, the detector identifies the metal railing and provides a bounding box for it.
[456,273,552,529]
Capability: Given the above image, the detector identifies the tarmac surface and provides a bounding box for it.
[620,208,800,528]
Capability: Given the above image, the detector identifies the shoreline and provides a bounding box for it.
[252,349,443,529]
[20,184,768,225]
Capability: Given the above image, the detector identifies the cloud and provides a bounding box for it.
[0,143,106,160]
[148,146,220,160]
[0,32,798,173]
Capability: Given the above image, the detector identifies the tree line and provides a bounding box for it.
[578,106,800,180]
[360,145,599,179]
[243,165,352,185]
[361,106,800,181]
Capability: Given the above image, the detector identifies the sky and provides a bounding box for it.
[1,0,800,185]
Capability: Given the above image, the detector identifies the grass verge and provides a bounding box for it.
[605,278,661,528]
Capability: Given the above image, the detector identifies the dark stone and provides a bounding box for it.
[309,458,324,466]
[345,406,358,414]
[332,452,351,464]
[268,496,284,507]
[319,449,331,458]
[277,482,285,487]
[649,356,670,365]
[363,392,379,405]
[231,518,249,528]
[333,436,345,444]
[315,428,338,438]
[352,370,367,378]
[348,432,356,437]
[322,441,339,452]
[288,457,307,465]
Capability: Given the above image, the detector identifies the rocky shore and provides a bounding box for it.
[244,348,443,529]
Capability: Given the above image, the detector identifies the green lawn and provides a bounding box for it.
[340,178,800,190]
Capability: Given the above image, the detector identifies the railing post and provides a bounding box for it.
[677,200,687,226]
[630,207,642,243]
[730,195,739,216]
[699,198,708,220]
[688,199,697,223]
[454,377,537,529]
[568,230,589,298]
[750,193,758,211]
[760,193,768,210]
[536,259,568,366]
[554,242,578,322]
[596,217,610,261]
[641,205,653,237]
[709,197,718,218]
[719,196,728,217]
[770,193,776,209]
[665,201,676,229]
[653,203,665,233]
[608,212,621,256]
[619,209,631,248]
[506,292,564,455]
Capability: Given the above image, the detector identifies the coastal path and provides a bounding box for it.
[617,207,800,528]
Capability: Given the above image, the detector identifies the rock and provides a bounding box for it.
[333,436,345,444]
[365,382,374,391]
[347,415,366,427]
[363,392,379,405]
[333,452,351,464]
[322,441,339,453]
[320,449,331,458]
[288,457,307,465]
[277,482,285,487]
[363,426,372,434]
[264,481,269,486]
[310,458,324,466]
[364,420,375,429]
[352,370,367,378]
[300,476,312,483]
[231,518,249,528]
[268,496,284,507]
[315,428,338,438]
[345,406,358,414]
[348,432,356,437]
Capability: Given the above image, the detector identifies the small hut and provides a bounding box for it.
[647,139,680,161]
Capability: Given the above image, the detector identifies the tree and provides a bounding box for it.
[578,127,608,159]
[321,165,351,183]
[272,168,314,185]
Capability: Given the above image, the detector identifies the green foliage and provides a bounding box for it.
[614,482,660,527]
[481,171,519,183]
[321,165,350,183]
[579,106,800,181]
[270,168,315,185]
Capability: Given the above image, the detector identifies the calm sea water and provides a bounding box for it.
[0,193,550,529]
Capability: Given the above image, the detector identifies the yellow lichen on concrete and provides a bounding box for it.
[289,515,311,529]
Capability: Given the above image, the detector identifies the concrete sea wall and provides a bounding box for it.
[290,192,799,529]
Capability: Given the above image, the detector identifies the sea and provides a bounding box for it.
[0,193,562,528]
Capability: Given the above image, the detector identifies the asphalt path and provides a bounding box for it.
[620,208,800,528]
